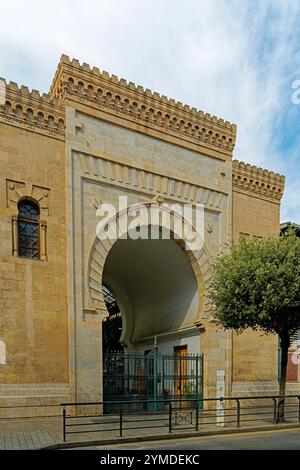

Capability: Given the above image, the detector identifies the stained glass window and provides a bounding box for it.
[18,200,40,259]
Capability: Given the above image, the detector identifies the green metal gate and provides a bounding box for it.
[103,350,204,413]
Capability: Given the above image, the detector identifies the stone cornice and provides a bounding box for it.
[232,159,285,202]
[49,54,236,158]
[0,79,65,140]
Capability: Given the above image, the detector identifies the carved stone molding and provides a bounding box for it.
[206,223,213,233]
[76,152,226,212]
[152,194,165,204]
[0,81,65,140]
[6,179,50,217]
[194,320,206,332]
[31,185,50,217]
[49,54,236,156]
[232,160,285,202]
[6,180,26,210]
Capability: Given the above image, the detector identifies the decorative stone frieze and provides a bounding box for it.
[232,159,285,202]
[0,80,65,139]
[49,54,236,156]
[76,152,226,211]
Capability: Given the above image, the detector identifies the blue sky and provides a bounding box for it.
[1,0,299,223]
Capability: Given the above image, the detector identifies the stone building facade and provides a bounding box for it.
[0,55,289,417]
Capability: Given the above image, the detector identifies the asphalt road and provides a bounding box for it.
[69,428,300,450]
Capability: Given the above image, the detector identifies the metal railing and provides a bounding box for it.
[61,394,300,442]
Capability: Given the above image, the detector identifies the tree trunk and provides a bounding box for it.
[277,333,290,422]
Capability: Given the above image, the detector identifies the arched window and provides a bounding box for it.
[17,200,40,259]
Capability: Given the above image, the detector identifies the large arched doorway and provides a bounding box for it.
[102,237,200,350]
[88,205,211,410]
[101,237,203,411]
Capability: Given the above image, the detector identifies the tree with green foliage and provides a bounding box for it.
[209,229,300,421]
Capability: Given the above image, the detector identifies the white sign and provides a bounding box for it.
[216,370,225,426]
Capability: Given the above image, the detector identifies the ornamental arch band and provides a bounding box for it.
[0,54,289,417]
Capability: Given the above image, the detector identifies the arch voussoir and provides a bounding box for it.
[88,203,212,322]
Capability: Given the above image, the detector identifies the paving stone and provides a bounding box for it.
[0,430,56,450]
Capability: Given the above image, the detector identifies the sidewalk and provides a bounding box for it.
[0,411,299,450]
[0,417,61,450]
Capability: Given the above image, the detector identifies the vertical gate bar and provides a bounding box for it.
[162,356,165,404]
[146,353,149,407]
[195,402,199,431]
[128,354,130,407]
[171,354,173,399]
[196,355,199,401]
[120,408,123,437]
[169,402,172,433]
[168,354,171,399]
[105,352,108,413]
[179,353,182,407]
[154,347,158,412]
[298,396,300,422]
[62,407,66,442]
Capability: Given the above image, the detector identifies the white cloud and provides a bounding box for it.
[0,0,299,221]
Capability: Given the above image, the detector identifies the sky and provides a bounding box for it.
[0,0,299,223]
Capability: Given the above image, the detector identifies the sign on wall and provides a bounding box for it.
[216,370,225,426]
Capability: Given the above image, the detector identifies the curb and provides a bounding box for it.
[42,422,300,450]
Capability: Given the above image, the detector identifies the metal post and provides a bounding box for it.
[168,402,172,433]
[195,355,199,400]
[162,356,165,401]
[127,355,130,407]
[200,354,204,404]
[195,402,199,431]
[62,407,66,442]
[154,346,158,412]
[272,398,277,423]
[104,353,109,414]
[298,396,300,423]
[179,354,182,404]
[120,408,123,437]
[236,399,240,427]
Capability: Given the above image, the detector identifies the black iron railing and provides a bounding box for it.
[61,394,300,442]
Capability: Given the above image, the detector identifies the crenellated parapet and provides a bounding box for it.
[0,80,65,140]
[49,54,236,157]
[232,159,285,202]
